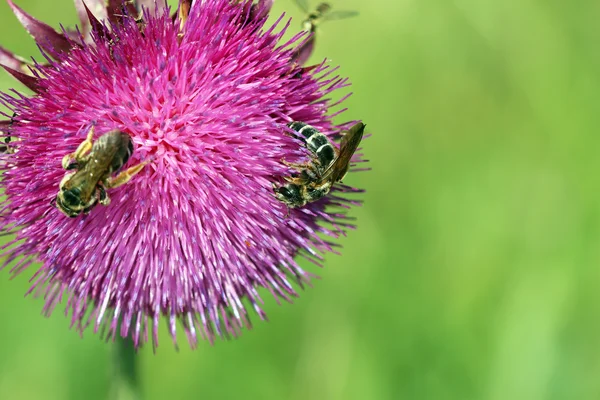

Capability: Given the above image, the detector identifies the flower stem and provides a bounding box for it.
[112,335,139,400]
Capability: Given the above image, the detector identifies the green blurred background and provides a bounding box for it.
[1,0,599,399]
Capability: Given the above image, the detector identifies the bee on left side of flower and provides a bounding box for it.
[0,113,18,154]
[53,127,150,218]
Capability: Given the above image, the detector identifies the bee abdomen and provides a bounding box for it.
[315,143,335,169]
[274,183,306,207]
[96,130,134,173]
[288,122,320,141]
[288,121,336,168]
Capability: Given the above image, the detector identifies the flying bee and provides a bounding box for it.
[296,1,359,33]
[273,121,365,208]
[54,127,149,218]
[291,1,358,64]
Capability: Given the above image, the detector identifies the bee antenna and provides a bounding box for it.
[49,197,57,208]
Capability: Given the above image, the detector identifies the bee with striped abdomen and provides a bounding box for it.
[273,121,365,208]
[54,127,149,217]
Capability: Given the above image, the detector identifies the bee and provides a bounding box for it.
[296,1,358,33]
[0,113,17,154]
[54,127,149,218]
[273,121,365,208]
[292,1,358,64]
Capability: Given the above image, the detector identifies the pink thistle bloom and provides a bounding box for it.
[0,0,365,349]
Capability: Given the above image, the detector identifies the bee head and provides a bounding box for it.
[302,183,330,203]
[55,187,85,218]
[273,183,305,208]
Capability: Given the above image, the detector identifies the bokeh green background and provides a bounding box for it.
[1,0,599,399]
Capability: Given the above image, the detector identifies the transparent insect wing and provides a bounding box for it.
[295,0,310,13]
[321,10,359,22]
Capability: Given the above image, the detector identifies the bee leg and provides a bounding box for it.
[104,159,150,189]
[98,185,111,206]
[177,0,192,40]
[281,159,308,170]
[271,183,293,218]
[62,126,95,170]
[282,158,323,178]
[284,175,310,185]
[301,168,321,181]
[64,162,79,170]
[282,157,323,176]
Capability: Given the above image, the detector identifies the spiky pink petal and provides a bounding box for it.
[0,45,31,73]
[7,0,77,59]
[1,65,39,92]
[82,2,111,40]
[292,36,315,65]
[73,0,105,40]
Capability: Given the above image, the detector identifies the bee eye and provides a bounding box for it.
[65,162,79,171]
[279,186,297,199]
[62,190,82,207]
[56,195,81,217]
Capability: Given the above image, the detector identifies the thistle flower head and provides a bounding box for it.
[0,0,365,348]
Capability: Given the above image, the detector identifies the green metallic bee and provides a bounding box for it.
[54,127,149,217]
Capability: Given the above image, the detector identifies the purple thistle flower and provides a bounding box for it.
[0,0,365,349]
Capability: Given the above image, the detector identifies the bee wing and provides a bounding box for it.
[295,0,310,13]
[291,36,315,65]
[320,122,365,183]
[322,10,359,22]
